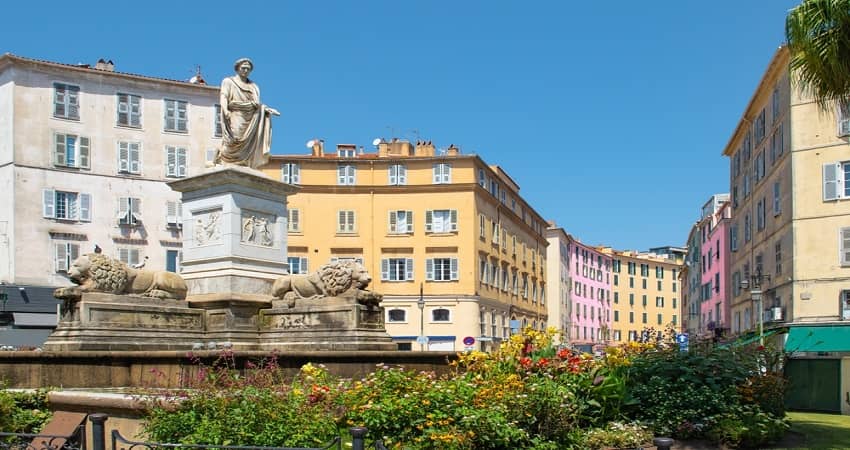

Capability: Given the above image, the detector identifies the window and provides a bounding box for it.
[337,210,355,233]
[432,163,451,184]
[282,163,301,184]
[116,197,142,226]
[656,297,664,307]
[490,262,499,287]
[165,249,182,273]
[673,282,677,292]
[822,162,850,200]
[657,313,663,325]
[730,224,739,251]
[642,312,647,324]
[744,214,751,243]
[775,241,782,275]
[214,104,222,137]
[773,181,781,215]
[53,83,80,120]
[54,133,90,169]
[614,274,619,286]
[756,198,766,231]
[501,229,507,251]
[387,309,407,323]
[772,86,780,122]
[642,295,647,307]
[771,124,784,163]
[480,258,488,285]
[431,308,451,322]
[288,209,300,232]
[165,146,188,178]
[478,169,486,187]
[288,256,309,274]
[629,277,634,288]
[511,270,518,294]
[841,228,850,266]
[381,258,414,281]
[388,164,407,185]
[501,266,509,290]
[425,258,458,281]
[115,141,141,174]
[715,273,720,293]
[642,279,647,289]
[54,242,80,273]
[754,108,766,144]
[166,200,182,227]
[337,164,356,185]
[672,298,677,309]
[521,274,529,298]
[614,310,619,322]
[116,93,141,127]
[657,280,662,290]
[491,221,500,244]
[839,102,850,136]
[754,151,765,182]
[629,311,634,323]
[163,99,188,132]
[426,210,457,233]
[388,210,414,234]
[42,189,91,222]
[479,214,486,238]
[117,247,141,266]
[629,294,634,305]
[640,264,649,277]
[614,292,619,303]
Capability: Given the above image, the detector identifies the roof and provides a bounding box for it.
[0,53,219,92]
[0,285,61,313]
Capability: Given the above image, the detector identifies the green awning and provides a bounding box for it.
[721,328,783,348]
[785,325,850,352]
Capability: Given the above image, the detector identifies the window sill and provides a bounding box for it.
[118,171,142,176]
[335,232,359,236]
[387,232,414,237]
[52,115,80,122]
[426,279,458,283]
[288,230,303,235]
[115,124,142,131]
[163,129,189,135]
[426,231,458,236]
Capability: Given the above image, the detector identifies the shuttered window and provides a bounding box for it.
[166,146,187,177]
[337,210,355,233]
[425,209,457,233]
[54,133,90,169]
[841,228,850,267]
[117,247,141,266]
[163,99,188,132]
[288,209,301,232]
[118,142,141,174]
[214,104,222,137]
[42,189,90,222]
[381,258,414,281]
[388,210,413,234]
[337,164,356,185]
[388,164,407,185]
[432,163,451,184]
[282,163,301,184]
[117,93,141,127]
[117,197,142,226]
[54,242,80,273]
[166,200,182,227]
[823,162,850,201]
[53,83,80,120]
[287,256,309,274]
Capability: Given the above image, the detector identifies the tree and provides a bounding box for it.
[786,0,850,110]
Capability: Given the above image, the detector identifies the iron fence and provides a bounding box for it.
[0,422,85,450]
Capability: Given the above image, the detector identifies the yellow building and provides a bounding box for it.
[606,249,683,343]
[260,139,548,351]
[722,46,850,414]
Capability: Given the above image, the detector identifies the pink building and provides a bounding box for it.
[699,196,732,338]
[568,239,613,350]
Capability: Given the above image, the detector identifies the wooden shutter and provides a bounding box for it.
[291,164,300,184]
[432,164,440,183]
[69,243,80,263]
[131,198,142,224]
[347,211,355,232]
[426,258,434,281]
[381,259,389,281]
[425,210,433,232]
[337,166,346,184]
[166,201,178,224]
[289,209,300,231]
[42,189,55,218]
[54,84,66,117]
[405,258,414,280]
[117,197,129,223]
[388,165,397,185]
[166,147,177,176]
[67,86,79,119]
[177,148,187,177]
[300,257,308,274]
[397,165,406,184]
[823,163,841,201]
[388,211,397,233]
[54,133,66,166]
[451,258,458,281]
[842,228,850,266]
[117,94,129,125]
[347,165,355,185]
[77,137,90,169]
[55,243,67,272]
[129,143,140,173]
[449,210,458,231]
[118,142,130,172]
[79,193,91,222]
[282,163,291,183]
[337,211,345,232]
[130,95,141,127]
[443,164,451,183]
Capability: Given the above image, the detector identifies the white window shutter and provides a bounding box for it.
[69,243,80,263]
[282,163,290,183]
[177,148,187,177]
[166,147,177,177]
[426,258,434,281]
[842,228,850,266]
[166,201,177,224]
[118,142,129,172]
[300,257,308,274]
[54,133,66,166]
[206,149,217,165]
[405,211,413,232]
[388,165,397,185]
[397,165,406,184]
[347,211,355,232]
[451,258,458,281]
[405,258,414,280]
[381,259,389,281]
[337,166,345,184]
[43,189,55,218]
[130,249,140,266]
[79,193,91,222]
[68,88,79,118]
[79,137,90,169]
[388,211,397,233]
[450,210,458,231]
[116,197,129,222]
[131,198,142,223]
[55,243,67,272]
[337,211,344,231]
[347,166,356,184]
[130,143,140,173]
[824,163,841,201]
[291,164,300,184]
[444,164,451,183]
[425,210,433,232]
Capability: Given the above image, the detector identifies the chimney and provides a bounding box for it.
[446,144,459,156]
[311,139,324,157]
[414,140,435,157]
[95,58,115,72]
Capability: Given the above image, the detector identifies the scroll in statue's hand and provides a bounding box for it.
[265,106,280,116]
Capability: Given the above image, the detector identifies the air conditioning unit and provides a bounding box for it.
[771,306,784,322]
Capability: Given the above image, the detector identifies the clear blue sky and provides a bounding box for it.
[2,0,801,251]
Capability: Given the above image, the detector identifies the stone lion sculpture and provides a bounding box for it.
[54,253,188,301]
[271,260,382,308]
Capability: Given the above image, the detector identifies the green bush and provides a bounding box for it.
[0,388,52,434]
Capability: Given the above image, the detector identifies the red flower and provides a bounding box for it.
[519,357,533,368]
[557,348,570,359]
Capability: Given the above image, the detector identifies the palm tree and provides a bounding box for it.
[786,0,850,110]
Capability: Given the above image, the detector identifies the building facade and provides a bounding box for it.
[608,249,683,343]
[699,196,731,339]
[566,241,612,351]
[261,140,548,351]
[682,224,702,336]
[722,46,850,414]
[545,226,572,343]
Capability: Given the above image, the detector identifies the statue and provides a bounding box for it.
[271,260,382,308]
[215,58,280,169]
[53,253,188,301]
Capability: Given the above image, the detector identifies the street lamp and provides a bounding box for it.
[417,283,426,351]
[740,270,771,346]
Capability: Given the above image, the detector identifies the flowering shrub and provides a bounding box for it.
[0,387,51,434]
[583,421,653,450]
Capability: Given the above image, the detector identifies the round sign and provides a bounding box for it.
[416,336,429,345]
[463,336,475,346]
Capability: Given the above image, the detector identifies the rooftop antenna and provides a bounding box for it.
[306,139,316,149]
[371,138,382,147]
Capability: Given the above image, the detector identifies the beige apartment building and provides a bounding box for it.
[0,54,220,289]
[260,140,548,351]
[607,249,683,343]
[545,226,572,343]
[722,46,850,414]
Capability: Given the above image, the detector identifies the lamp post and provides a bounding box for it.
[417,283,425,351]
[740,270,771,346]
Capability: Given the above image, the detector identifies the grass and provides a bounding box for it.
[769,411,850,449]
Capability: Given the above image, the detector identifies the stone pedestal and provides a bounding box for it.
[42,293,205,351]
[260,297,396,351]
[188,294,271,350]
[168,166,298,296]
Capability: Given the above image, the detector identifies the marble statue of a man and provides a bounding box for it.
[216,58,279,168]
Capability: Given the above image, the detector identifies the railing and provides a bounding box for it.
[0,423,85,450]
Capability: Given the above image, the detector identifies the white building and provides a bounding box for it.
[545,225,572,343]
[0,54,220,293]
